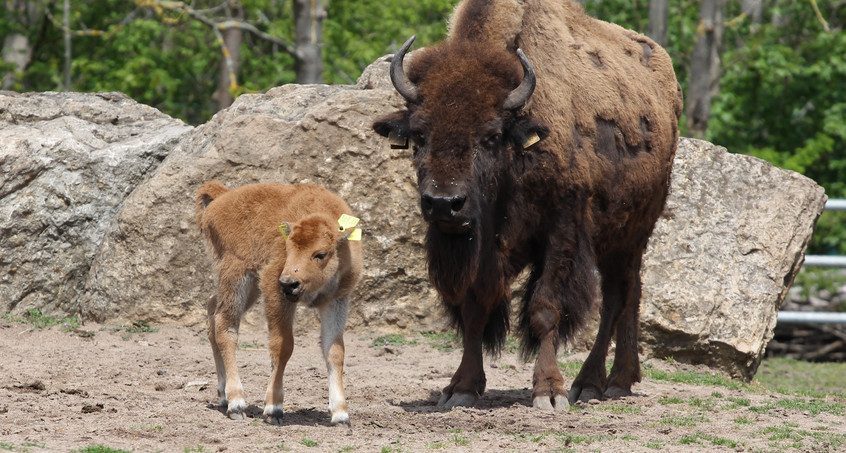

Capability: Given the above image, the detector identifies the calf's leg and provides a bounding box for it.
[318,297,351,425]
[212,273,259,420]
[262,288,297,425]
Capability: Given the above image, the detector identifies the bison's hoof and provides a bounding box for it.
[533,394,569,410]
[604,385,633,399]
[263,404,284,425]
[437,392,477,409]
[226,399,247,420]
[568,385,603,404]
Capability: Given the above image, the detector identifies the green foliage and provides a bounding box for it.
[756,357,846,398]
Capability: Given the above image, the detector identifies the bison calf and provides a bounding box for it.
[195,181,363,425]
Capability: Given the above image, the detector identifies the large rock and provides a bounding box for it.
[80,80,442,331]
[1,61,826,381]
[639,138,827,380]
[0,91,191,317]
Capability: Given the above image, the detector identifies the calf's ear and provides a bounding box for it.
[373,110,410,149]
[507,117,550,150]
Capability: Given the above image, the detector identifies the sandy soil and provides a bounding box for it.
[1,318,843,453]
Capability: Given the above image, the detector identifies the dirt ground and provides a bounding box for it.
[1,318,844,453]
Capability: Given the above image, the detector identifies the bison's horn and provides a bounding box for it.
[390,35,420,103]
[502,48,536,110]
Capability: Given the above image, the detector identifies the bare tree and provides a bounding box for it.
[648,0,669,48]
[293,0,327,84]
[1,1,42,90]
[685,0,725,138]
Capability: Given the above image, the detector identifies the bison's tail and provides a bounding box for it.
[195,180,229,228]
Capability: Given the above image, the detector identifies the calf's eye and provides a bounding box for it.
[314,252,327,260]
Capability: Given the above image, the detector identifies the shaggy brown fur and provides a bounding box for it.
[374,0,682,410]
[195,181,363,425]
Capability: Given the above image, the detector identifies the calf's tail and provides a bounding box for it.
[195,180,229,228]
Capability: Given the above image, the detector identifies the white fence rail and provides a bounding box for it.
[778,198,846,324]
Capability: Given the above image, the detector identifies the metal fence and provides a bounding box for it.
[778,199,846,324]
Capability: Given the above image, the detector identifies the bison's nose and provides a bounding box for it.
[279,275,302,298]
[421,193,467,219]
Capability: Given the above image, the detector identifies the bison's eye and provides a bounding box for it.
[314,252,327,261]
[482,133,502,149]
[410,130,427,146]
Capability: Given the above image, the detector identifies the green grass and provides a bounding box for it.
[748,397,846,416]
[756,358,846,398]
[642,364,744,390]
[419,331,460,352]
[300,438,319,447]
[658,414,710,427]
[370,334,418,349]
[678,432,739,448]
[72,447,132,453]
[5,308,86,335]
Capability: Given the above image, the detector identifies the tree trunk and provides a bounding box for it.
[2,1,41,90]
[293,0,326,84]
[63,0,71,91]
[215,0,244,110]
[685,0,724,138]
[648,0,669,48]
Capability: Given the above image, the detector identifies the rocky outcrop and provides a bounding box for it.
[0,91,191,317]
[639,138,827,380]
[0,61,827,380]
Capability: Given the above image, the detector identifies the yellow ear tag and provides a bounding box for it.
[338,214,360,231]
[389,131,409,149]
[347,228,362,241]
[523,132,540,149]
[278,223,290,239]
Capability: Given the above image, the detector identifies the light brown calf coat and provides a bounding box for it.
[195,181,363,425]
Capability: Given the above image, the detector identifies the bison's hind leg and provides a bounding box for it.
[569,251,643,403]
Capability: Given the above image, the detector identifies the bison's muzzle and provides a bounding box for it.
[421,192,472,234]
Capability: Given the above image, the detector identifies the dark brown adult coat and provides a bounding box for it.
[374,0,682,409]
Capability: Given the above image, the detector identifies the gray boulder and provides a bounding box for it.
[0,91,191,317]
[80,82,442,331]
[639,138,827,380]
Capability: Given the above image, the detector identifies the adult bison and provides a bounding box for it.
[373,0,682,410]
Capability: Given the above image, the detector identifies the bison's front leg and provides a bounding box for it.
[530,233,598,410]
[438,302,489,408]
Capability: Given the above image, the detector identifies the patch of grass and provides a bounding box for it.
[748,397,845,416]
[678,432,739,448]
[72,447,132,453]
[658,414,710,427]
[756,358,846,398]
[337,447,356,452]
[450,435,469,446]
[425,442,446,449]
[238,341,265,350]
[558,361,583,378]
[300,438,319,448]
[594,404,642,414]
[555,433,612,446]
[642,364,744,390]
[379,447,397,453]
[419,331,460,353]
[10,308,83,334]
[110,320,158,340]
[734,416,753,425]
[644,439,664,450]
[370,334,418,349]
[657,396,684,405]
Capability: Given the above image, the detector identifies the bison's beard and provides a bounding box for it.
[425,224,481,305]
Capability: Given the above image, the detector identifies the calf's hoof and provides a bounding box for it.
[264,404,284,425]
[226,399,247,420]
[331,411,351,426]
[437,391,478,409]
[533,394,569,410]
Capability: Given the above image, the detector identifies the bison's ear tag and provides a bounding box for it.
[389,131,409,149]
[278,222,291,239]
[523,132,541,149]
